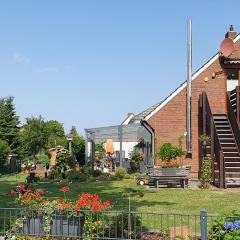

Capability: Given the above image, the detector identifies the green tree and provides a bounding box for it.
[0,140,11,172]
[0,96,20,154]
[45,120,67,148]
[157,143,185,167]
[21,116,48,158]
[70,126,85,165]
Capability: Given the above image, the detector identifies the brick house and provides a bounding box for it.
[86,26,240,188]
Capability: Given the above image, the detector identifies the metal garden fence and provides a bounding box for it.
[0,208,238,239]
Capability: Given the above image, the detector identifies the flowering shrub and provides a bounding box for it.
[8,184,111,238]
[209,211,240,239]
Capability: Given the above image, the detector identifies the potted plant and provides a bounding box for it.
[199,134,211,146]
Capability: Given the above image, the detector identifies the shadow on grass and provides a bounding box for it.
[0,177,176,212]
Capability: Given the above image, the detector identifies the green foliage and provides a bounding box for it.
[157,143,186,167]
[91,169,102,177]
[49,152,75,180]
[0,139,11,172]
[67,170,88,182]
[70,126,85,165]
[20,117,69,158]
[129,149,144,173]
[45,120,67,148]
[199,134,211,144]
[108,213,141,239]
[200,157,213,186]
[0,96,20,154]
[95,141,106,160]
[35,154,50,164]
[115,167,127,179]
[56,152,75,170]
[21,116,48,157]
[209,211,240,240]
[157,143,178,162]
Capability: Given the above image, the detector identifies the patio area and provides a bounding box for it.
[85,121,154,172]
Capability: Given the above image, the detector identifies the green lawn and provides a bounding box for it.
[1,173,240,215]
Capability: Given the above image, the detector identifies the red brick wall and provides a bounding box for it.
[147,57,227,178]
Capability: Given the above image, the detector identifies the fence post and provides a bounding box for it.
[200,209,207,240]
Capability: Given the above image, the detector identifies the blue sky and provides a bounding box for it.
[1,1,240,134]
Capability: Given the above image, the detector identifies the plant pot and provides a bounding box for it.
[21,215,84,237]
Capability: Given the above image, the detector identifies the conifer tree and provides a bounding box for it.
[0,96,20,154]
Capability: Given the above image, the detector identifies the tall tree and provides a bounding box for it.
[0,139,11,172]
[45,120,67,148]
[70,126,85,165]
[21,116,48,158]
[0,96,20,154]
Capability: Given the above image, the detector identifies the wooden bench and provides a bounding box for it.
[148,168,189,188]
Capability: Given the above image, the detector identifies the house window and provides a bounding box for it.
[227,69,239,91]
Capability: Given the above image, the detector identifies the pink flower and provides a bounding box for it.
[59,186,70,193]
[18,183,25,190]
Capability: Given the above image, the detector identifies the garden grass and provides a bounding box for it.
[0,173,240,215]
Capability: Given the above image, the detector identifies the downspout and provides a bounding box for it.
[187,20,192,154]
[141,120,155,166]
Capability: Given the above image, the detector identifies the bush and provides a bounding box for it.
[209,211,240,239]
[115,167,127,179]
[124,173,132,179]
[129,149,144,173]
[35,154,50,164]
[92,169,102,177]
[67,170,88,182]
[200,157,213,188]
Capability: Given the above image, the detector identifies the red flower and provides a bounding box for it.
[77,198,87,207]
[26,188,33,193]
[91,201,102,212]
[9,189,18,196]
[34,193,41,199]
[56,198,63,204]
[64,202,71,209]
[59,186,70,193]
[73,205,81,211]
[36,189,45,195]
[102,200,111,209]
[18,183,25,190]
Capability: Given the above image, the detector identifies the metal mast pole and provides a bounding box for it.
[187,20,192,153]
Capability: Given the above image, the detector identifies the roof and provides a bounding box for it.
[128,33,240,123]
[130,101,162,123]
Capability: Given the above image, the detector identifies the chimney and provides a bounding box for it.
[225,25,237,39]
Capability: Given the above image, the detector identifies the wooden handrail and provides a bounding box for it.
[227,91,240,155]
[201,92,225,188]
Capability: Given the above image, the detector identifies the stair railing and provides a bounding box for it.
[201,92,225,188]
[227,91,240,154]
[228,86,240,126]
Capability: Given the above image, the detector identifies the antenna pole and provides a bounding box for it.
[187,20,192,153]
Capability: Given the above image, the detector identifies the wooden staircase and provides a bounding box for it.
[213,114,240,187]
[229,87,240,123]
